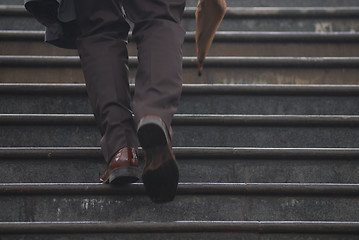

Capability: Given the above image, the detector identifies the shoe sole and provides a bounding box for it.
[104,166,140,185]
[138,117,179,203]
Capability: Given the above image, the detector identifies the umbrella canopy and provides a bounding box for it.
[196,0,227,76]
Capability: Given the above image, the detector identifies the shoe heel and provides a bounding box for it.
[109,167,140,185]
[137,116,169,148]
[142,158,179,203]
[138,116,179,203]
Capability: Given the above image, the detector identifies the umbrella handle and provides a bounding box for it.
[198,61,204,77]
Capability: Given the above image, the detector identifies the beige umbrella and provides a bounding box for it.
[196,0,227,76]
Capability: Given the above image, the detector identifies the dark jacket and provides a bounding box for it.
[24,0,78,49]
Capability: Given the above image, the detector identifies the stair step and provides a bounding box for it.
[1,147,359,184]
[4,30,359,42]
[184,6,359,17]
[187,0,359,7]
[2,83,359,115]
[2,30,359,57]
[0,114,359,148]
[2,6,359,32]
[2,113,359,126]
[3,5,359,17]
[2,0,359,7]
[2,220,359,234]
[3,146,359,159]
[0,5,43,31]
[1,183,359,222]
[183,7,359,32]
[1,56,359,84]
[4,182,359,195]
[1,221,359,239]
[3,55,358,67]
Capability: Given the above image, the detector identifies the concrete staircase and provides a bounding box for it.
[1,0,359,239]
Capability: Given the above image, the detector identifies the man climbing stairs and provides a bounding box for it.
[1,0,359,238]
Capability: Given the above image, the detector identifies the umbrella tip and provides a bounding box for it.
[198,62,204,77]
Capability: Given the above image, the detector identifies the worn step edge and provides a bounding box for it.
[3,83,359,95]
[2,5,359,18]
[2,56,359,68]
[1,114,359,127]
[1,182,359,196]
[3,30,359,42]
[2,147,359,159]
[184,7,359,18]
[1,221,359,234]
[0,4,25,16]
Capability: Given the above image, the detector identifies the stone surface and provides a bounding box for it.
[2,86,359,114]
[1,0,359,238]
[2,155,359,184]
[0,121,359,148]
[1,192,359,222]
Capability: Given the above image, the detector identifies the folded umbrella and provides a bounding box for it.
[196,0,227,76]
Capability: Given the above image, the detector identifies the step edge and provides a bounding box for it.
[1,113,359,127]
[3,30,359,42]
[184,7,359,18]
[2,83,359,95]
[1,147,359,159]
[1,220,359,234]
[1,182,359,196]
[2,55,359,68]
[3,5,359,17]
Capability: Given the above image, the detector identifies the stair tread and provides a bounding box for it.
[2,55,359,68]
[3,30,359,42]
[3,5,359,17]
[2,146,359,159]
[3,83,359,94]
[1,182,359,196]
[1,113,359,126]
[1,220,359,234]
[2,56,357,85]
[184,6,359,17]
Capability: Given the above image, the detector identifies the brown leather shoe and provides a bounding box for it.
[137,116,179,203]
[99,147,140,185]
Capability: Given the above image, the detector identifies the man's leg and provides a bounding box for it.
[123,0,186,129]
[123,0,186,202]
[74,0,139,183]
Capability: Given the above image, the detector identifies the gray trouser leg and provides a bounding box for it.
[74,0,138,163]
[123,0,186,130]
